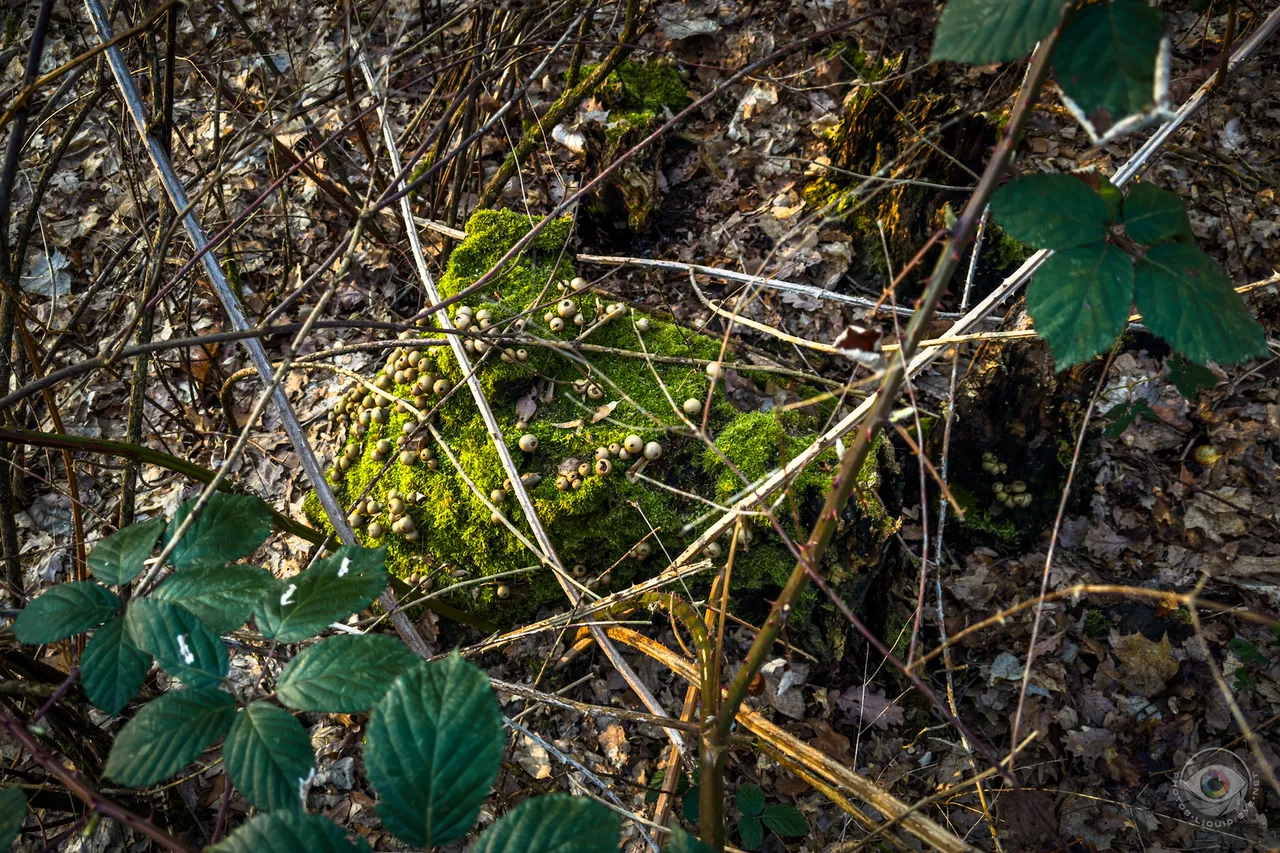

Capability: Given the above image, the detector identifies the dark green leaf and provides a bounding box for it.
[1053,0,1164,123]
[125,599,228,688]
[666,828,715,853]
[1167,354,1217,399]
[224,702,315,812]
[210,811,370,853]
[81,615,151,716]
[152,564,275,634]
[1095,178,1123,223]
[1135,242,1268,366]
[104,687,236,786]
[13,582,120,644]
[683,786,700,823]
[88,517,165,585]
[761,803,809,837]
[276,634,419,713]
[737,816,763,851]
[1027,241,1133,367]
[930,0,1064,63]
[989,174,1110,249]
[1228,638,1266,667]
[736,783,765,818]
[1102,401,1158,439]
[469,795,618,853]
[165,493,273,571]
[1124,183,1193,245]
[257,546,388,643]
[366,654,502,847]
[0,787,26,850]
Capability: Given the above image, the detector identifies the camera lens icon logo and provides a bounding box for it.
[1175,748,1254,824]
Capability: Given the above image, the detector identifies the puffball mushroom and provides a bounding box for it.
[433,379,451,396]
[643,441,663,460]
[518,433,539,452]
[705,362,723,379]
[682,398,702,416]
[556,299,577,318]
[549,317,565,332]
[635,317,651,333]
[623,435,643,454]
[490,489,506,504]
[595,458,612,476]
[570,276,589,291]
[367,521,386,538]
[496,584,511,599]
[399,450,417,465]
[586,383,604,400]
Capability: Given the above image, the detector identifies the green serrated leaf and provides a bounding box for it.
[13,582,120,644]
[989,174,1110,249]
[276,634,419,713]
[88,517,165,585]
[1167,354,1217,399]
[165,493,273,571]
[81,615,151,716]
[366,654,502,847]
[469,794,618,853]
[666,828,715,853]
[736,783,765,817]
[930,0,1065,63]
[223,702,315,812]
[0,787,26,850]
[1027,241,1133,367]
[1053,0,1164,123]
[737,815,764,851]
[1135,242,1268,366]
[104,687,236,786]
[152,564,275,635]
[125,599,228,688]
[210,810,370,853]
[761,803,809,837]
[1124,183,1193,245]
[257,546,388,643]
[1102,400,1158,439]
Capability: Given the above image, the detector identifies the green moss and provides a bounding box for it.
[315,210,892,628]
[950,482,1020,545]
[1084,608,1110,638]
[593,61,690,113]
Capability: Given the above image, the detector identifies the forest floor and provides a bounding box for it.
[4,0,1280,850]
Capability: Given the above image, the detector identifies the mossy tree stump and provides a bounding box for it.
[306,211,899,650]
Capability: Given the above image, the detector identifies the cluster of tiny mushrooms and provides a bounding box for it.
[982,451,1032,509]
[322,273,740,596]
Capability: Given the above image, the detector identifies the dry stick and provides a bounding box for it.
[83,0,430,659]
[0,707,198,853]
[929,212,1004,853]
[355,50,688,753]
[579,253,973,320]
[1008,347,1116,776]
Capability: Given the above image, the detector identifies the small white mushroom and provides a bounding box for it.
[623,435,643,454]
[705,541,721,558]
[549,317,565,332]
[367,521,386,538]
[516,349,529,362]
[643,441,663,460]
[595,447,611,461]
[557,299,577,318]
[433,379,451,396]
[570,276,589,291]
[496,584,511,599]
[635,317,651,333]
[595,458,612,476]
[490,489,507,504]
[682,398,702,416]
[586,383,604,400]
[705,362,722,380]
[400,450,417,465]
[518,433,539,452]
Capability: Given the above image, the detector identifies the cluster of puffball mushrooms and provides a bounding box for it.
[517,431,666,496]
[982,452,1031,509]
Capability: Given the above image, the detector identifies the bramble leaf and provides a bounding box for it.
[1135,242,1268,366]
[761,803,809,837]
[1027,241,1133,367]
[1053,0,1164,124]
[210,810,370,853]
[81,615,151,716]
[1123,182,1193,245]
[930,0,1065,64]
[736,783,765,817]
[165,492,273,571]
[738,816,764,851]
[989,174,1110,249]
[1167,354,1217,399]
[125,599,228,688]
[0,787,26,849]
[257,546,388,643]
[13,582,119,644]
[468,795,618,853]
[276,634,419,713]
[152,563,275,634]
[104,687,236,786]
[223,702,315,812]
[88,517,165,585]
[366,654,502,847]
